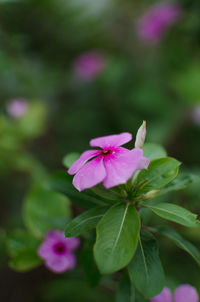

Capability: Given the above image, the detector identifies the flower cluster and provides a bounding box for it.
[38,230,79,273]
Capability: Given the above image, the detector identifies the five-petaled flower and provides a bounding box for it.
[151,285,199,302]
[68,128,150,191]
[38,230,79,273]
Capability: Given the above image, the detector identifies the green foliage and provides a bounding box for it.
[151,226,200,266]
[65,206,109,237]
[6,229,42,272]
[44,172,112,208]
[94,203,140,274]
[62,152,80,169]
[143,143,167,161]
[23,186,71,238]
[128,231,165,299]
[137,157,181,194]
[145,202,200,227]
[81,242,101,287]
[15,102,47,139]
[116,271,135,302]
[158,173,197,196]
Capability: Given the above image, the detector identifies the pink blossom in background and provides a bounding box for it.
[151,285,199,302]
[73,51,106,81]
[190,105,200,125]
[38,230,79,273]
[136,2,181,44]
[7,99,28,118]
[68,131,150,191]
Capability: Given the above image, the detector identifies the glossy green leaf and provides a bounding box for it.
[151,226,200,265]
[44,172,111,208]
[6,229,42,272]
[137,157,181,193]
[143,143,167,161]
[94,203,140,274]
[23,187,71,238]
[62,152,80,169]
[145,203,200,227]
[128,231,165,298]
[116,271,135,302]
[65,206,109,237]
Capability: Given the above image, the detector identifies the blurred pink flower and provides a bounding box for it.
[151,285,199,302]
[38,230,79,273]
[190,105,200,125]
[7,99,28,118]
[68,132,150,191]
[73,51,106,81]
[136,2,181,44]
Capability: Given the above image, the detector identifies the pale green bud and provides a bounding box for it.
[135,120,146,149]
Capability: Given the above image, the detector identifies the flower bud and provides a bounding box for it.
[135,121,146,149]
[142,190,159,200]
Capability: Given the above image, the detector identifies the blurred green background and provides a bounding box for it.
[0,0,200,301]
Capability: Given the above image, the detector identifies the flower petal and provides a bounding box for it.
[90,132,132,149]
[66,237,80,251]
[103,148,150,189]
[150,287,172,302]
[45,253,76,273]
[72,156,106,191]
[68,150,101,175]
[174,285,199,302]
[38,230,66,260]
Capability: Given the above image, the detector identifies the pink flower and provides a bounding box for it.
[73,51,106,81]
[136,2,181,44]
[151,285,199,302]
[7,99,28,118]
[68,131,150,191]
[38,230,79,273]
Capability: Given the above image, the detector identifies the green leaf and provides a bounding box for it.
[44,172,111,208]
[128,231,165,298]
[94,203,140,274]
[116,271,135,302]
[81,243,101,287]
[9,250,42,272]
[143,143,167,161]
[145,203,200,227]
[158,173,196,196]
[65,206,109,237]
[62,152,80,169]
[151,226,200,265]
[137,157,181,193]
[23,187,71,238]
[6,229,42,272]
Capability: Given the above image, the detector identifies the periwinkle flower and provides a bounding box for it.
[7,99,28,118]
[136,2,181,44]
[151,285,199,302]
[38,230,79,273]
[68,128,150,191]
[73,51,106,81]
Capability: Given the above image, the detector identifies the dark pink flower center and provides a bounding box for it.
[101,149,112,156]
[53,242,67,255]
